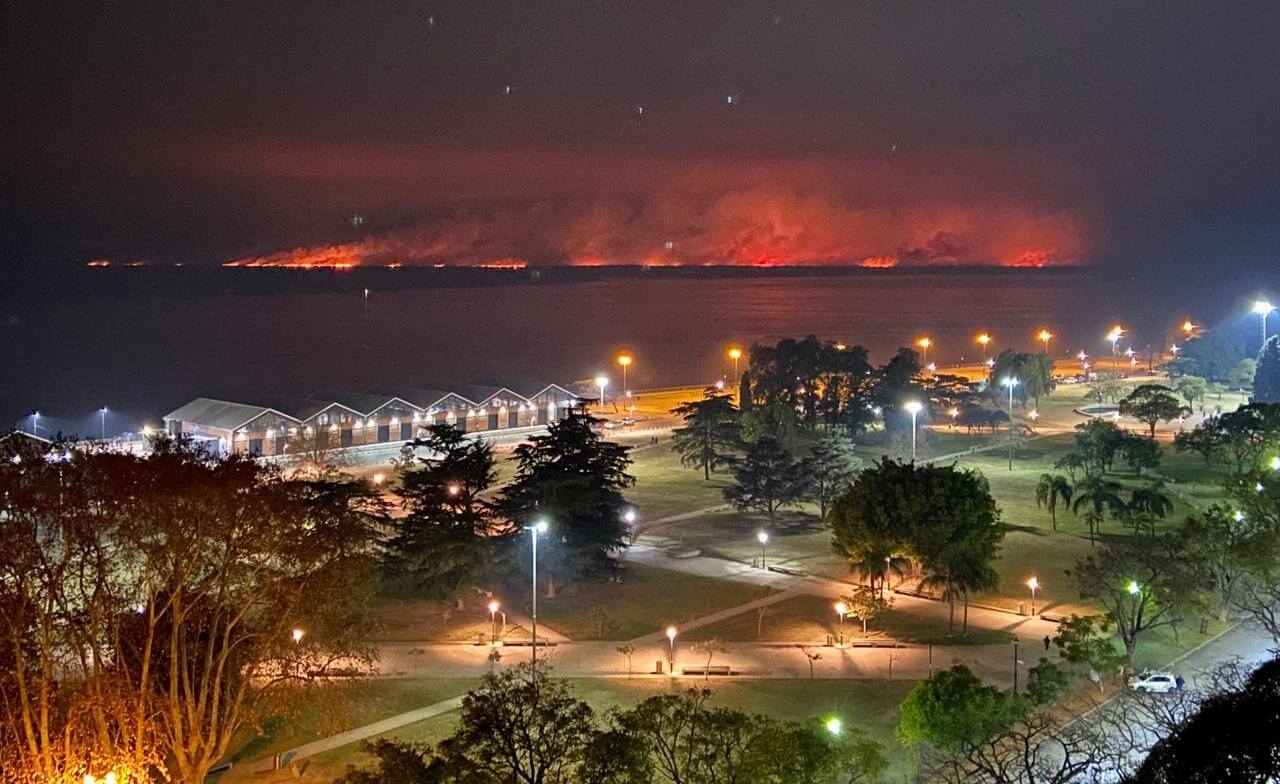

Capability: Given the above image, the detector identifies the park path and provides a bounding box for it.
[624,589,800,644]
[240,694,465,775]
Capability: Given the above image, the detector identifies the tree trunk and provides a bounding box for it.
[1051,507,1057,532]
[962,594,969,633]
[947,595,955,633]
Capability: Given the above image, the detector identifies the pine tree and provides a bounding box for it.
[723,436,804,526]
[800,433,863,523]
[670,391,741,479]
[499,412,635,594]
[1255,336,1280,404]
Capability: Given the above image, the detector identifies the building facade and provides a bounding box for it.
[162,383,579,457]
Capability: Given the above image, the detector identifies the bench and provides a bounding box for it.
[850,640,902,649]
[681,665,733,676]
[766,565,803,576]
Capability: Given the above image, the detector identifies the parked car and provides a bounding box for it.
[602,420,620,430]
[1128,671,1179,693]
[620,417,636,426]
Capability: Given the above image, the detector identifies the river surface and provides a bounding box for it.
[1,267,1268,434]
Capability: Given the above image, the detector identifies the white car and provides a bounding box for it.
[1127,671,1179,693]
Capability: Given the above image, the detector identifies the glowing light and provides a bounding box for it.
[976,333,991,346]
[617,355,632,367]
[372,473,385,486]
[488,600,500,614]
[903,400,923,414]
[1253,300,1275,316]
[728,348,742,360]
[757,531,769,545]
[534,519,549,534]
[1127,581,1140,595]
[1027,576,1039,591]
[826,717,843,735]
[666,626,677,641]
[292,628,305,643]
[835,601,848,616]
[1235,510,1246,522]
[1181,320,1196,334]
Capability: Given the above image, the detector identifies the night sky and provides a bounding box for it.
[5,2,1280,272]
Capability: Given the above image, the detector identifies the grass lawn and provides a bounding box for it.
[627,441,733,522]
[299,677,916,783]
[534,563,765,641]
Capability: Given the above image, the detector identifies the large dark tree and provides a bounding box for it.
[1118,384,1188,439]
[723,436,805,526]
[670,390,741,479]
[799,432,863,523]
[1167,332,1249,383]
[1255,335,1280,404]
[386,425,510,607]
[499,412,635,594]
[872,348,924,431]
[987,349,1056,407]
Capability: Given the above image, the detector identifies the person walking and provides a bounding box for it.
[1042,635,1052,651]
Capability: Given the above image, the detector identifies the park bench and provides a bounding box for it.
[849,640,902,649]
[681,665,733,676]
[892,586,936,600]
[766,565,803,576]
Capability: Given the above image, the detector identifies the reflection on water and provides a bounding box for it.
[0,269,1251,429]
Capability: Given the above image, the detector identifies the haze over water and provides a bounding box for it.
[0,268,1264,434]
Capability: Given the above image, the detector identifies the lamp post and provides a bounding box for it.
[1013,638,1021,693]
[1038,329,1053,354]
[1254,300,1275,347]
[903,400,923,462]
[1003,377,1019,471]
[30,410,40,438]
[977,333,991,364]
[292,628,304,644]
[1107,326,1124,372]
[617,355,632,394]
[488,600,500,645]
[757,530,769,569]
[835,601,847,647]
[1026,576,1039,615]
[595,375,609,414]
[666,626,677,674]
[916,337,931,367]
[728,347,742,379]
[99,406,108,441]
[525,519,549,663]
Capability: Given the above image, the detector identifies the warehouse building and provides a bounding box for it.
[162,382,579,457]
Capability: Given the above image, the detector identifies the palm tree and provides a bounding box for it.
[953,557,1000,634]
[1071,474,1126,545]
[1034,473,1073,532]
[1126,483,1174,536]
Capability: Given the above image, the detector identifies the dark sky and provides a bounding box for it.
[5,2,1280,271]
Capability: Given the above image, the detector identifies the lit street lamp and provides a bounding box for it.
[903,400,923,461]
[617,354,633,394]
[1003,377,1019,471]
[595,375,609,414]
[666,626,678,673]
[1037,329,1053,354]
[292,628,304,644]
[1026,576,1039,615]
[488,600,500,644]
[834,601,847,646]
[1107,326,1124,371]
[1254,300,1275,347]
[825,717,842,735]
[728,347,743,378]
[30,410,40,438]
[100,406,108,441]
[976,332,991,364]
[757,530,769,569]
[916,336,931,366]
[525,519,549,662]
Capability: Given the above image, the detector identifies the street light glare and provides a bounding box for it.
[757,530,769,544]
[595,375,609,388]
[728,347,742,360]
[617,354,632,366]
[1003,376,1019,388]
[826,717,842,735]
[903,400,923,414]
[976,333,991,345]
[835,602,847,615]
[1253,300,1275,316]
[1271,456,1280,470]
[666,626,677,640]
[1127,580,1141,595]
[488,600,500,613]
[534,519,549,533]
[1027,576,1039,591]
[916,336,931,348]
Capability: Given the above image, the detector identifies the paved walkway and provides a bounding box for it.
[625,588,800,644]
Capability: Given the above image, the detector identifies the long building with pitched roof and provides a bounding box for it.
[162,382,579,457]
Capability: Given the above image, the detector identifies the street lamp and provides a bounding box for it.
[976,332,991,364]
[1037,329,1053,354]
[728,347,743,378]
[488,600,500,644]
[825,717,842,735]
[1254,300,1275,347]
[1026,576,1039,615]
[292,628,304,644]
[1002,377,1019,471]
[100,406,108,441]
[1107,326,1124,371]
[617,355,633,393]
[666,626,677,673]
[525,519,549,662]
[595,375,609,413]
[30,410,40,438]
[903,400,923,461]
[1272,456,1280,471]
[916,337,931,366]
[757,530,769,569]
[834,601,847,646]
[1128,580,1141,596]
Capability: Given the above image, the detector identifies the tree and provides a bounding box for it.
[1254,336,1280,403]
[1184,505,1254,621]
[898,665,1021,750]
[1118,384,1188,440]
[1174,375,1208,412]
[1070,474,1126,544]
[1053,614,1126,688]
[588,607,616,640]
[1071,418,1129,475]
[1125,483,1174,536]
[723,436,805,526]
[1130,658,1280,784]
[841,586,891,635]
[440,662,596,784]
[670,391,741,479]
[922,537,1000,633]
[689,637,729,680]
[988,350,1056,407]
[0,437,380,784]
[1117,431,1163,474]
[800,433,863,523]
[1174,404,1280,475]
[385,424,507,608]
[500,412,635,594]
[1087,373,1130,405]
[1230,358,1259,389]
[1167,333,1248,383]
[1034,473,1073,531]
[1025,658,1070,706]
[615,645,637,679]
[1069,536,1210,661]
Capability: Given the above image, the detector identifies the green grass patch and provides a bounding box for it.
[534,563,764,641]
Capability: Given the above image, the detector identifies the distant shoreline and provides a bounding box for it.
[11,264,1088,304]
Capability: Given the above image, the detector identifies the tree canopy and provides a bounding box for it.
[1255,335,1280,404]
[671,391,741,479]
[1118,384,1188,439]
